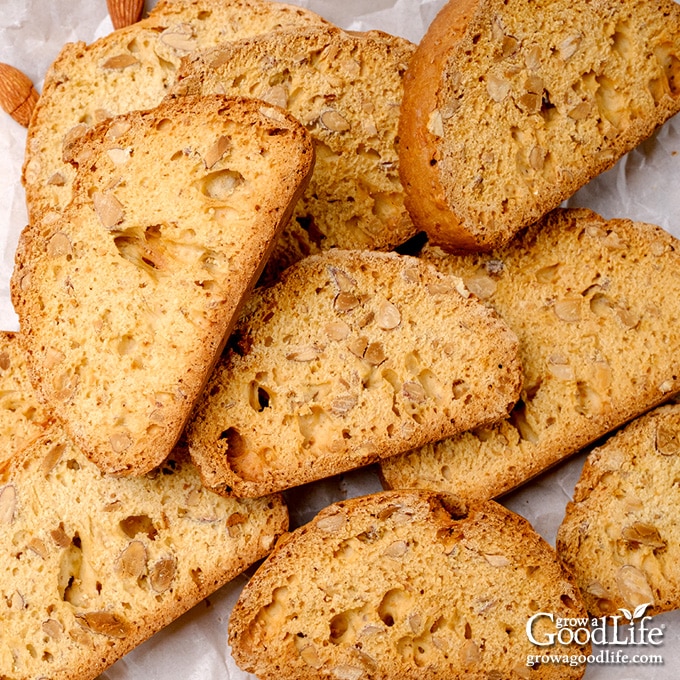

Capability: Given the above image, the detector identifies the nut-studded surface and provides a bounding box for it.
[174,25,417,281]
[0,430,288,680]
[398,0,680,251]
[229,491,587,679]
[22,0,328,225]
[185,249,522,497]
[380,209,680,503]
[12,95,314,475]
[557,403,680,617]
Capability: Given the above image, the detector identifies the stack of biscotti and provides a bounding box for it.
[173,25,417,279]
[399,0,680,251]
[0,331,51,465]
[557,403,680,617]
[0,330,288,680]
[5,0,680,677]
[229,490,589,679]
[22,0,329,225]
[185,249,522,497]
[11,95,314,475]
[380,208,680,504]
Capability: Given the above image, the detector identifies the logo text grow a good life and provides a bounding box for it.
[525,603,665,668]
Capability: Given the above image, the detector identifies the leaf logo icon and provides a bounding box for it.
[618,603,652,621]
[633,602,652,620]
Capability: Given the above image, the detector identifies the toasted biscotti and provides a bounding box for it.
[174,25,417,280]
[0,430,288,680]
[11,95,314,475]
[229,491,588,679]
[380,208,680,504]
[398,0,680,252]
[186,250,522,498]
[0,331,51,464]
[556,403,680,618]
[22,0,328,224]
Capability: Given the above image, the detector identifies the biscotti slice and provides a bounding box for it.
[398,0,680,251]
[22,0,328,224]
[380,208,680,504]
[556,403,680,618]
[11,95,314,475]
[0,331,51,464]
[149,0,326,32]
[185,249,522,498]
[174,25,417,280]
[0,430,288,680]
[229,491,588,679]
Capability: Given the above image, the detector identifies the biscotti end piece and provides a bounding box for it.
[22,0,328,224]
[186,249,522,498]
[229,491,588,679]
[0,331,51,464]
[174,25,417,281]
[380,208,680,504]
[12,95,314,476]
[557,403,680,618]
[149,0,329,35]
[399,0,680,252]
[0,432,288,680]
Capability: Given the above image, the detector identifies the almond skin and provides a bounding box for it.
[0,63,38,127]
[106,0,145,29]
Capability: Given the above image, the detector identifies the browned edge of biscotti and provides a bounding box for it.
[185,249,523,499]
[398,0,483,252]
[11,95,316,476]
[146,96,317,473]
[228,490,589,679]
[0,428,289,680]
[555,401,680,618]
[379,208,680,505]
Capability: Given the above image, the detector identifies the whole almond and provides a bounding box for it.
[0,63,38,127]
[107,0,145,29]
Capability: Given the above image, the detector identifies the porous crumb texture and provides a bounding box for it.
[0,431,288,680]
[11,95,314,475]
[380,208,680,504]
[556,403,680,618]
[229,491,587,679]
[174,25,417,280]
[0,332,51,465]
[21,0,328,224]
[186,250,522,498]
[398,0,680,251]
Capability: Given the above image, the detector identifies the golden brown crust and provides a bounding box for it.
[398,0,480,251]
[0,429,288,680]
[186,249,522,497]
[229,491,588,679]
[557,403,680,617]
[380,208,680,503]
[22,0,328,225]
[399,0,680,252]
[174,25,417,281]
[12,95,314,476]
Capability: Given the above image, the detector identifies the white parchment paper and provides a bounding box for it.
[1,1,680,678]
